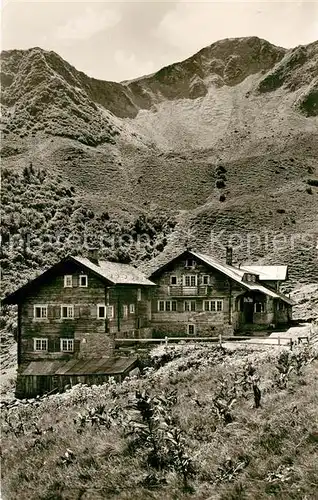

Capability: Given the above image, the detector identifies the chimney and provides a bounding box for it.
[88,247,99,265]
[226,246,233,266]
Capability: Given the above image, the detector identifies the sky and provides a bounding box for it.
[1,1,317,82]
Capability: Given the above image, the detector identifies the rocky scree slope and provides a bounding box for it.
[1,37,318,284]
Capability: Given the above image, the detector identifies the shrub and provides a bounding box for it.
[215,179,226,189]
[307,179,318,187]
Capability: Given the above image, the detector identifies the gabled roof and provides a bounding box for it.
[149,250,294,306]
[2,255,155,305]
[72,256,155,286]
[239,265,288,281]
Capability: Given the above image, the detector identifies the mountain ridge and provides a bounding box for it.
[1,36,318,284]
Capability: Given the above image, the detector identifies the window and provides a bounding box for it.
[61,305,74,319]
[98,305,106,318]
[79,275,88,287]
[170,276,177,285]
[34,305,48,319]
[34,338,48,351]
[204,300,223,312]
[255,302,264,313]
[123,305,128,318]
[216,300,223,312]
[187,324,196,335]
[185,258,195,268]
[184,300,196,312]
[245,274,257,283]
[64,275,72,288]
[202,275,210,285]
[129,304,135,314]
[184,275,197,287]
[137,288,142,301]
[158,300,177,312]
[60,339,74,352]
[97,305,114,319]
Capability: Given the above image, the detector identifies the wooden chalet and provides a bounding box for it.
[148,248,294,337]
[2,247,294,398]
[2,252,155,398]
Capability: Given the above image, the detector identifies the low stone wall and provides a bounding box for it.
[151,322,234,338]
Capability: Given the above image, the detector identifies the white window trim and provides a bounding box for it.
[61,304,74,319]
[33,304,48,320]
[170,275,178,285]
[64,275,73,288]
[184,300,196,312]
[79,275,88,287]
[157,300,177,312]
[187,324,196,335]
[203,299,224,312]
[123,305,128,318]
[129,304,135,314]
[97,304,106,319]
[34,338,48,351]
[183,274,198,287]
[254,302,265,313]
[60,338,74,352]
[202,275,210,285]
[137,288,142,301]
[185,259,195,268]
[97,304,114,319]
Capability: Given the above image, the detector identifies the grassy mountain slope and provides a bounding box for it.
[1,37,317,282]
[1,341,318,499]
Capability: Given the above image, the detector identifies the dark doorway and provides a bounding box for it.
[240,297,254,323]
[244,302,254,323]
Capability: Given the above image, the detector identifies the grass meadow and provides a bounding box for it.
[1,341,318,500]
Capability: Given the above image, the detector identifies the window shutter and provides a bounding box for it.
[47,305,54,319]
[79,306,90,318]
[74,339,81,353]
[74,306,80,319]
[28,337,34,351]
[54,306,61,319]
[73,275,78,287]
[48,338,55,352]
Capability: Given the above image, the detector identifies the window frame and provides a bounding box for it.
[157,300,177,312]
[185,258,195,268]
[61,304,74,320]
[129,304,135,314]
[60,338,74,352]
[123,304,128,318]
[34,338,48,351]
[64,275,73,288]
[170,275,177,285]
[187,324,196,335]
[33,304,48,320]
[97,304,114,319]
[183,274,197,287]
[79,275,88,287]
[184,300,196,312]
[202,275,210,285]
[203,299,224,312]
[254,302,265,313]
[137,288,142,301]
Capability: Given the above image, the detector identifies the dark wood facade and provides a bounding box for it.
[149,251,292,336]
[3,251,293,397]
[17,260,152,366]
[3,257,154,397]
